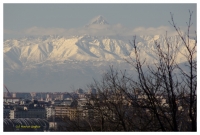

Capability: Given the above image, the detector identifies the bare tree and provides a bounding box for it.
[125,34,180,131]
[89,66,161,131]
[169,11,197,131]
[124,11,196,131]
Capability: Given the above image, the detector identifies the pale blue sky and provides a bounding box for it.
[3,3,197,39]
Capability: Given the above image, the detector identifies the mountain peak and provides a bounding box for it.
[87,15,109,26]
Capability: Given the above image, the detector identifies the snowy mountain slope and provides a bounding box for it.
[4,34,192,70]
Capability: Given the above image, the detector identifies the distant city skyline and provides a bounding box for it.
[4,3,197,39]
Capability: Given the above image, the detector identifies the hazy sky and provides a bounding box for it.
[3,3,197,39]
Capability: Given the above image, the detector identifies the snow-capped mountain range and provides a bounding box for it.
[3,15,195,92]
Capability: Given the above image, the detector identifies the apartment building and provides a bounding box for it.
[10,105,46,119]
